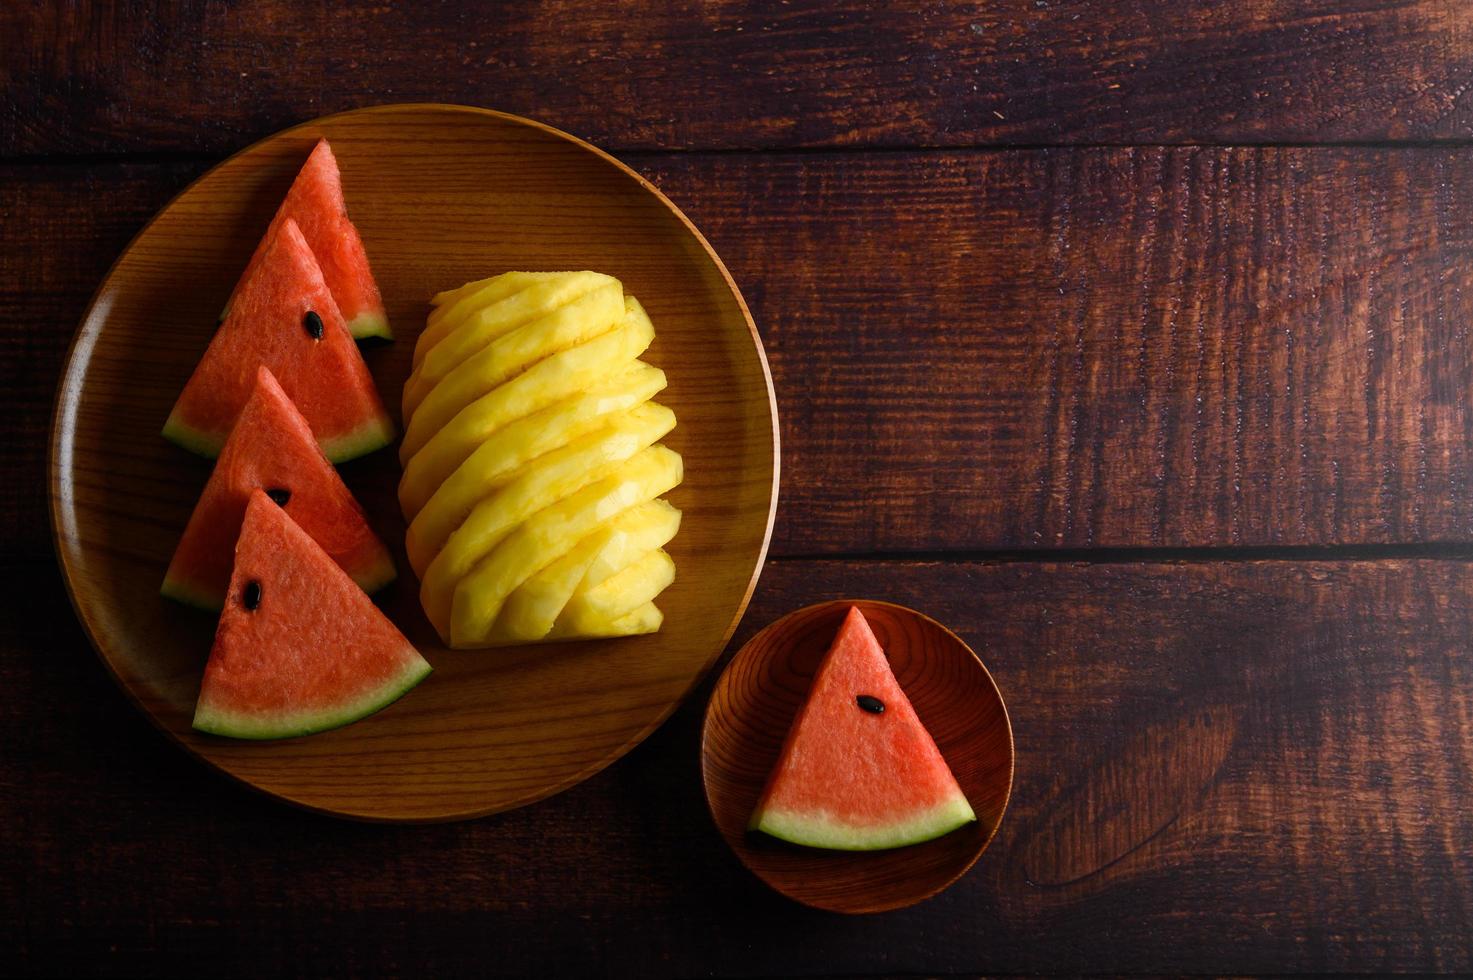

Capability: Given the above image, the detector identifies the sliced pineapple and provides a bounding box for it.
[404,271,682,649]
[553,548,676,638]
[517,602,665,646]
[491,499,681,643]
[420,271,566,362]
[596,601,665,638]
[401,281,625,462]
[448,445,683,647]
[497,602,663,646]
[574,497,683,596]
[571,497,681,594]
[421,421,677,642]
[405,271,618,420]
[404,362,667,571]
[399,298,655,509]
[430,270,554,310]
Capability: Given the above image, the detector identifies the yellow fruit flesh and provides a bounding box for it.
[575,497,683,595]
[495,601,664,647]
[421,422,677,643]
[553,548,676,638]
[405,272,618,420]
[404,362,667,572]
[401,282,625,462]
[420,272,565,363]
[399,299,655,507]
[603,602,664,637]
[448,446,683,647]
[492,499,681,643]
[485,526,619,645]
[429,271,552,310]
[576,498,682,591]
[490,602,663,646]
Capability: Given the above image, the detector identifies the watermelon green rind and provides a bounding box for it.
[752,791,977,852]
[316,414,397,464]
[158,573,224,612]
[163,411,394,464]
[160,411,226,458]
[352,551,399,596]
[192,653,430,740]
[347,311,393,342]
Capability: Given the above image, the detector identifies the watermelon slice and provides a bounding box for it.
[193,490,430,740]
[749,607,977,850]
[162,366,395,610]
[163,217,394,462]
[224,139,391,340]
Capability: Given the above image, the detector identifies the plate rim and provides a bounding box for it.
[47,102,782,822]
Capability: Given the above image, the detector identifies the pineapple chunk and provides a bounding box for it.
[448,445,683,647]
[553,549,676,638]
[430,270,552,310]
[421,421,677,642]
[405,271,618,420]
[404,362,667,572]
[596,601,664,638]
[521,602,663,644]
[398,298,655,508]
[517,602,665,646]
[492,499,681,643]
[400,281,625,462]
[575,497,684,596]
[421,271,564,360]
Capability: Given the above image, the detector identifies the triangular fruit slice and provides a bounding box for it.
[223,139,391,340]
[749,606,976,850]
[162,366,395,610]
[193,490,430,740]
[163,217,394,462]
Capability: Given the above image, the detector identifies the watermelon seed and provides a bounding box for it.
[857,695,885,714]
[243,581,262,611]
[266,487,291,506]
[304,310,324,340]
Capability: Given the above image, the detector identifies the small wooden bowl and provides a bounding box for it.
[701,600,1014,913]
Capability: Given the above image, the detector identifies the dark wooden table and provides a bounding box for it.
[6,3,1473,975]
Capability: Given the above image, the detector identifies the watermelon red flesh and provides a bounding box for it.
[193,490,430,740]
[163,217,394,463]
[749,606,976,851]
[162,366,395,610]
[225,139,390,340]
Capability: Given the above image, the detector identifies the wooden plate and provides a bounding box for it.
[702,600,1013,913]
[50,104,778,821]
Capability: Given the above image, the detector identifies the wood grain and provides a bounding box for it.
[49,105,777,820]
[10,3,1473,973]
[658,146,1473,553]
[703,599,1012,913]
[4,555,1471,973]
[6,1,1473,156]
[0,160,204,559]
[17,147,1473,557]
